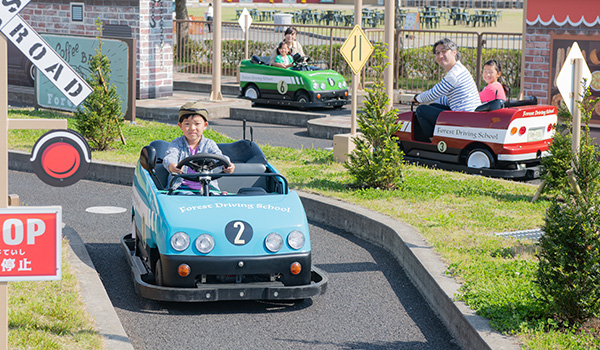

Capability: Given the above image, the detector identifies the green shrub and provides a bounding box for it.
[536,86,600,326]
[541,103,574,195]
[73,19,124,151]
[344,43,404,190]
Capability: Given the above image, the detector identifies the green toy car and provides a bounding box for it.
[239,54,350,109]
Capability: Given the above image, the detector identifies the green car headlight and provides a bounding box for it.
[312,82,319,90]
[320,82,326,90]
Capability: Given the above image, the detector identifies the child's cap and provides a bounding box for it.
[179,102,209,123]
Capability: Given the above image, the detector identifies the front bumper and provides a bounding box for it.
[121,234,328,302]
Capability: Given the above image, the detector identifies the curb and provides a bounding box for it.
[64,225,134,350]
[8,149,520,350]
[230,107,328,127]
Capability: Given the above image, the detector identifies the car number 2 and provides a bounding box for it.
[225,220,254,246]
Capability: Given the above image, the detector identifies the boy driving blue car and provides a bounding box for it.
[163,102,235,194]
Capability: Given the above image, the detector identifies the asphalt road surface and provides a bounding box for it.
[8,170,461,350]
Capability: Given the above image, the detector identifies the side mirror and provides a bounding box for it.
[140,146,157,172]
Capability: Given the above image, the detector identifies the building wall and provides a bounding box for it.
[523,23,600,105]
[17,0,173,99]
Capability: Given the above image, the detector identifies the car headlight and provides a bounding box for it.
[171,232,190,251]
[342,81,347,88]
[265,232,283,252]
[320,82,326,90]
[338,82,343,89]
[312,82,319,90]
[287,230,305,250]
[195,234,215,254]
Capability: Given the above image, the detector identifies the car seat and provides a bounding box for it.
[140,140,169,190]
[218,140,271,194]
[475,99,505,112]
[250,55,266,65]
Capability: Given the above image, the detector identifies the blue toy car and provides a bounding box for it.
[121,138,327,302]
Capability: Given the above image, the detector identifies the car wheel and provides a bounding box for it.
[155,259,164,286]
[244,85,260,100]
[466,148,495,169]
[296,91,310,104]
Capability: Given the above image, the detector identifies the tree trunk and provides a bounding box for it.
[175,0,189,62]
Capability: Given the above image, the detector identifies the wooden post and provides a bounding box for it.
[384,0,394,110]
[572,58,583,155]
[210,0,223,101]
[0,34,9,350]
[244,13,250,60]
[351,0,363,135]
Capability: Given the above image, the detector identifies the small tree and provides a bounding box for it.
[344,43,404,190]
[73,18,124,151]
[540,103,574,195]
[536,85,600,326]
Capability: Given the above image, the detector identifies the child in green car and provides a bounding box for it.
[272,42,294,69]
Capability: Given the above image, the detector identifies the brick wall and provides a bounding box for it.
[524,23,600,105]
[16,0,173,99]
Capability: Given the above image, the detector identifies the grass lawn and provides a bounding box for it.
[7,107,600,349]
[8,239,102,349]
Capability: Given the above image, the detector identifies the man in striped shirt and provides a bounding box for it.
[411,38,481,142]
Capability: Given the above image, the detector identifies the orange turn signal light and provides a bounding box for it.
[178,264,191,277]
[290,262,302,275]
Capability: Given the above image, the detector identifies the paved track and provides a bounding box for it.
[8,170,460,350]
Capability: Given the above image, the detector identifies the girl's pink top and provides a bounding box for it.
[479,82,506,102]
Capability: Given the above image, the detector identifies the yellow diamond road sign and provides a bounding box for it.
[340,25,374,76]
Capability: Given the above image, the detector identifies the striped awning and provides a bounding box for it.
[526,0,600,27]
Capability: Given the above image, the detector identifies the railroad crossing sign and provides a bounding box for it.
[340,25,374,76]
[556,42,592,116]
[0,0,92,106]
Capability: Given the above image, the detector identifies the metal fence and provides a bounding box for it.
[174,20,522,97]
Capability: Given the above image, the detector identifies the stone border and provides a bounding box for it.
[230,107,327,127]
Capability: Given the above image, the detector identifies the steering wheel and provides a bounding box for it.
[176,153,231,173]
[293,54,310,64]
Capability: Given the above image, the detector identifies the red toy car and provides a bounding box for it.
[394,98,557,179]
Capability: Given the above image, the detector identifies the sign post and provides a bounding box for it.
[556,42,592,154]
[1,0,92,345]
[533,41,592,202]
[238,9,252,60]
[333,22,374,162]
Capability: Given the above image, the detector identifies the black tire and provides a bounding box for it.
[296,91,310,104]
[466,148,495,169]
[243,85,260,100]
[155,258,164,286]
